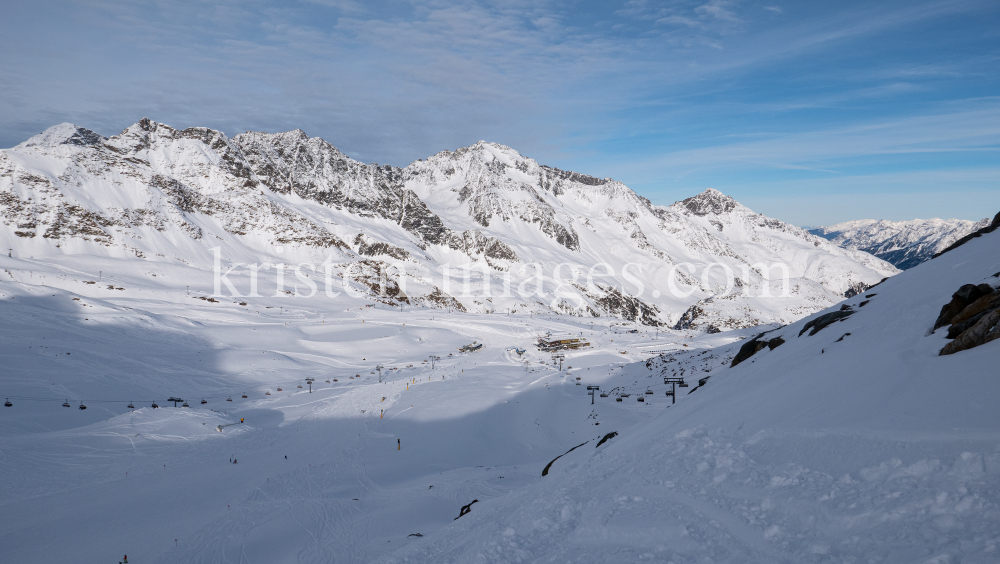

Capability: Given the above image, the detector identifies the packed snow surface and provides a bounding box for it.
[0,214,998,563]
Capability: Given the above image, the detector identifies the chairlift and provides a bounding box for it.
[63,400,71,407]
[297,385,303,389]
[151,402,159,408]
[79,402,87,410]
[645,389,653,395]
[637,397,644,402]
[277,388,282,392]
[181,401,190,408]
[621,393,630,398]
[325,380,330,383]
[616,397,623,402]
[4,398,11,407]
[332,379,337,382]
[265,390,271,396]
[128,401,135,409]
[241,393,248,398]
[201,397,207,404]
[600,393,609,398]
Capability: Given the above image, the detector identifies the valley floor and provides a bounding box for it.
[0,254,744,563]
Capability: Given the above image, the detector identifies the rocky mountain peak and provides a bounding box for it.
[674,188,739,216]
[14,123,106,149]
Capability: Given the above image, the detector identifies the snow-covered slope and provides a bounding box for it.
[0,120,898,329]
[811,217,990,270]
[383,212,1000,564]
[0,194,992,564]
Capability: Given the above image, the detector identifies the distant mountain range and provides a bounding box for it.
[810,217,990,270]
[1,119,897,330]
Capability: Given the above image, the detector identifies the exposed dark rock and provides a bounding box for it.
[354,233,410,261]
[798,310,855,337]
[542,441,589,476]
[676,189,738,216]
[934,284,994,330]
[731,333,785,367]
[453,499,479,520]
[859,300,870,307]
[948,291,1000,329]
[836,332,851,342]
[595,432,618,448]
[592,284,662,326]
[940,309,1000,355]
[844,282,870,298]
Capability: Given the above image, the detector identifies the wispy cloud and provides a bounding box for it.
[0,0,997,226]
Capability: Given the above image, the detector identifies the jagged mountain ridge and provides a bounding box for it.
[0,119,898,328]
[810,217,990,270]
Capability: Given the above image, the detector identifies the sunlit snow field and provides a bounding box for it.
[0,253,747,563]
[2,232,999,563]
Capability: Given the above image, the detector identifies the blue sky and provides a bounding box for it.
[1,0,997,225]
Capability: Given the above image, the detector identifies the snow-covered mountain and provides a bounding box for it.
[810,217,990,270]
[378,203,1000,564]
[0,119,898,329]
[0,171,994,563]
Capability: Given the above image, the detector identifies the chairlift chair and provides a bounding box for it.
[4,398,11,407]
[637,396,644,402]
[277,388,282,391]
[182,401,190,408]
[63,400,71,407]
[79,402,87,410]
[151,402,159,408]
[325,379,330,383]
[616,397,623,402]
[241,393,248,398]
[201,398,207,404]
[600,392,608,397]
[297,385,303,388]
[128,401,135,409]
[645,389,653,395]
[265,390,271,395]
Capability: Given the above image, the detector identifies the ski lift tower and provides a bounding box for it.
[376,364,384,382]
[553,354,565,371]
[167,396,184,407]
[305,377,315,393]
[429,355,441,369]
[587,385,600,405]
[663,377,688,405]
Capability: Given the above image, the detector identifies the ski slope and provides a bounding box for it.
[0,249,749,563]
[1,216,997,563]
